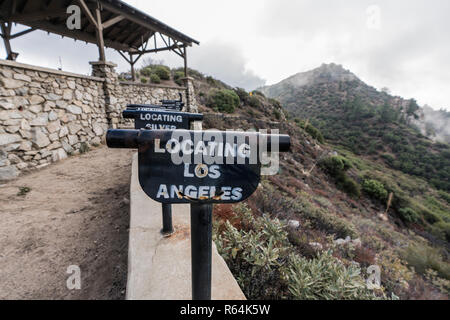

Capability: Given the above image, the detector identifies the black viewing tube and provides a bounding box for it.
[106,129,291,152]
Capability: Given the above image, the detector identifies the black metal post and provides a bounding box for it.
[190,203,213,300]
[161,204,174,236]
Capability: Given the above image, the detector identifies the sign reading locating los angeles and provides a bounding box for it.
[106,128,290,204]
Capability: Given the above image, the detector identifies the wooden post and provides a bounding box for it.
[183,45,188,77]
[130,53,136,81]
[1,22,15,60]
[95,8,106,61]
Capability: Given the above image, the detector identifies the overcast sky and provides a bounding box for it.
[2,0,449,110]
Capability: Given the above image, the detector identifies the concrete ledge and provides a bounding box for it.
[126,153,246,300]
[0,59,105,82]
[119,81,187,90]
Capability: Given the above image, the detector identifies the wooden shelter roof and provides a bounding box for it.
[0,0,199,60]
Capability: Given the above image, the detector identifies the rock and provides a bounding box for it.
[47,121,61,133]
[352,238,362,247]
[29,105,43,114]
[19,141,32,151]
[66,105,82,115]
[16,162,28,170]
[9,111,23,119]
[49,132,59,141]
[3,119,20,126]
[68,134,78,145]
[30,114,48,126]
[0,101,14,109]
[1,78,23,89]
[0,158,9,166]
[59,126,69,137]
[48,111,58,121]
[13,73,31,82]
[63,89,73,100]
[47,141,62,150]
[68,123,82,134]
[68,81,76,90]
[8,154,21,164]
[334,238,348,245]
[29,95,45,105]
[92,122,103,136]
[309,242,323,250]
[31,129,50,148]
[0,134,21,146]
[5,126,20,133]
[62,140,74,153]
[288,220,300,229]
[52,148,67,162]
[45,93,62,101]
[0,166,19,180]
[20,119,31,131]
[44,101,56,111]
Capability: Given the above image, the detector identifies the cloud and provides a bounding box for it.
[188,41,266,91]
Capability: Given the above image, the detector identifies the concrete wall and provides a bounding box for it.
[127,153,246,300]
[0,59,195,181]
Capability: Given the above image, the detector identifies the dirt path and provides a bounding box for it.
[0,146,134,300]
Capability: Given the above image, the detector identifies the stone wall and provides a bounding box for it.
[0,59,195,181]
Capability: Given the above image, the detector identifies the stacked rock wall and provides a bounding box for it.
[0,60,194,181]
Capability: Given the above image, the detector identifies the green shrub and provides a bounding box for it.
[338,175,361,198]
[438,190,450,204]
[429,221,450,242]
[319,156,352,177]
[401,243,450,280]
[150,74,161,84]
[207,89,240,113]
[252,90,265,97]
[140,67,152,77]
[215,204,377,300]
[174,71,185,86]
[319,156,360,198]
[140,77,148,84]
[362,179,388,201]
[286,251,377,300]
[398,208,420,223]
[297,121,325,143]
[273,109,281,120]
[153,65,170,80]
[79,142,89,154]
[234,87,249,103]
[248,95,262,109]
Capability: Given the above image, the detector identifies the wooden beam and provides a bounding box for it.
[1,22,15,60]
[10,27,35,39]
[102,15,124,29]
[95,7,105,61]
[22,20,134,52]
[77,0,97,29]
[184,46,188,77]
[99,1,191,46]
[8,9,67,23]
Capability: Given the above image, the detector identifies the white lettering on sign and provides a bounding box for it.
[154,139,251,164]
[145,124,177,130]
[156,184,243,201]
[140,113,183,123]
[183,164,221,179]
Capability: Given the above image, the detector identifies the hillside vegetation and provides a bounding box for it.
[260,63,450,192]
[135,63,450,299]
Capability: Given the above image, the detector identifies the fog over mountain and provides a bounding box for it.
[260,63,450,143]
